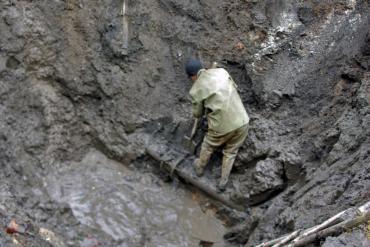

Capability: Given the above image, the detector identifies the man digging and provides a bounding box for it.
[185,58,249,191]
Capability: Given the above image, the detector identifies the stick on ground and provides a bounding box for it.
[255,201,370,247]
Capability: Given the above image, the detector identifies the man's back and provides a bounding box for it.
[189,68,249,134]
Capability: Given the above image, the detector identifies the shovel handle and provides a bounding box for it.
[190,118,200,139]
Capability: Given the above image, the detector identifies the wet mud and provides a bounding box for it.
[47,149,226,246]
[0,0,370,246]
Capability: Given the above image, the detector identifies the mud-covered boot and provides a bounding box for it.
[193,159,204,177]
[218,155,236,191]
[217,180,227,192]
[194,150,212,177]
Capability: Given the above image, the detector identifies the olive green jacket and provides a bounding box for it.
[189,68,249,134]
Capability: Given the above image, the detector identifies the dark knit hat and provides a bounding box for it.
[185,58,203,77]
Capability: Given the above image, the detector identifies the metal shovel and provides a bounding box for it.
[183,118,199,154]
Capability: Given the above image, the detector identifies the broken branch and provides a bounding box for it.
[291,210,370,247]
[272,229,301,247]
[255,201,370,247]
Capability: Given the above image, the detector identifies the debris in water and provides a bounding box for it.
[6,219,19,234]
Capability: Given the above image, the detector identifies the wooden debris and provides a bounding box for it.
[291,210,370,247]
[272,230,300,247]
[121,0,129,53]
[255,201,370,247]
[286,209,348,246]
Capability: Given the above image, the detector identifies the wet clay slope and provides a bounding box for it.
[224,1,370,246]
[0,0,369,246]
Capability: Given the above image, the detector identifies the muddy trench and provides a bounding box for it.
[1,0,370,247]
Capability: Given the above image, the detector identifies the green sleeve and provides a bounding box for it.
[191,95,204,118]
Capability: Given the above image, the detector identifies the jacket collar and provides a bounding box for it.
[197,69,206,77]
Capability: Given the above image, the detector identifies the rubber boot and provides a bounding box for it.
[218,155,236,191]
[194,149,212,177]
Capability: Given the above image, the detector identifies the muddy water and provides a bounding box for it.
[46,149,226,246]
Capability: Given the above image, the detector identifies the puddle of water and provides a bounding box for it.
[46,149,226,246]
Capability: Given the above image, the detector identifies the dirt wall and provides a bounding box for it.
[0,0,369,246]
